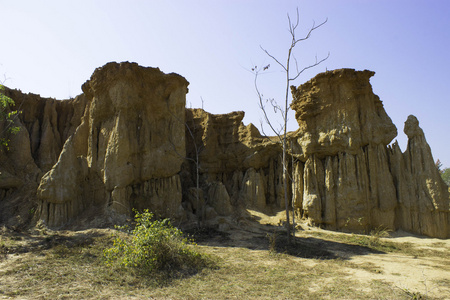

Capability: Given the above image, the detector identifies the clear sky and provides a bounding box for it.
[2,0,449,167]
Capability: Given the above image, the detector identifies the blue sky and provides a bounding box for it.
[2,0,449,167]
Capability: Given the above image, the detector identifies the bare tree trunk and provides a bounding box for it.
[282,136,290,241]
[166,105,204,227]
[253,8,328,245]
[291,142,296,242]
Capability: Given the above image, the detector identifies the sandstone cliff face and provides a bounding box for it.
[390,115,449,237]
[289,69,398,230]
[289,69,449,238]
[0,63,448,238]
[36,62,189,227]
[0,88,87,227]
[3,89,88,173]
[181,108,285,219]
[290,69,397,159]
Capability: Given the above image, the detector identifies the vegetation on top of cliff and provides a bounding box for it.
[442,168,450,187]
[0,84,20,150]
[436,159,450,186]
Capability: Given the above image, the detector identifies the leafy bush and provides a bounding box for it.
[0,84,20,150]
[104,209,210,276]
[441,167,450,187]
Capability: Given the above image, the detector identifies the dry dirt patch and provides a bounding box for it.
[230,210,450,298]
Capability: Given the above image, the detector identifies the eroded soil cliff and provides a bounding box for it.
[0,63,448,238]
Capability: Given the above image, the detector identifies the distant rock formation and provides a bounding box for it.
[0,63,448,238]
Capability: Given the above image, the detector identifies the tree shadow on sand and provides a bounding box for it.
[0,227,106,256]
[186,225,386,261]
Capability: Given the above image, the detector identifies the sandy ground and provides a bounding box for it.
[239,209,450,298]
[1,210,449,299]
[345,234,449,298]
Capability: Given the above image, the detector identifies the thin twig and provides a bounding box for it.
[290,52,330,81]
[260,46,287,71]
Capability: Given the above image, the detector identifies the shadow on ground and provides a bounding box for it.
[185,224,386,261]
[0,227,107,257]
[3,221,386,263]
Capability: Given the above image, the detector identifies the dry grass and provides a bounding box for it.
[0,223,448,299]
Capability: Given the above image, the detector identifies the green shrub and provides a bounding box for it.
[441,167,450,186]
[0,84,20,150]
[104,209,209,275]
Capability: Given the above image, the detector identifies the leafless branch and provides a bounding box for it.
[293,18,328,46]
[254,70,284,144]
[165,100,201,157]
[293,55,300,75]
[260,46,287,71]
[290,52,330,81]
[166,119,196,164]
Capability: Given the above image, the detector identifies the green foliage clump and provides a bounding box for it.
[104,209,210,276]
[0,84,20,150]
[441,168,450,187]
[436,159,450,187]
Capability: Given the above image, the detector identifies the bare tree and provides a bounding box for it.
[166,101,205,227]
[183,109,205,226]
[253,8,328,243]
[290,142,297,240]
